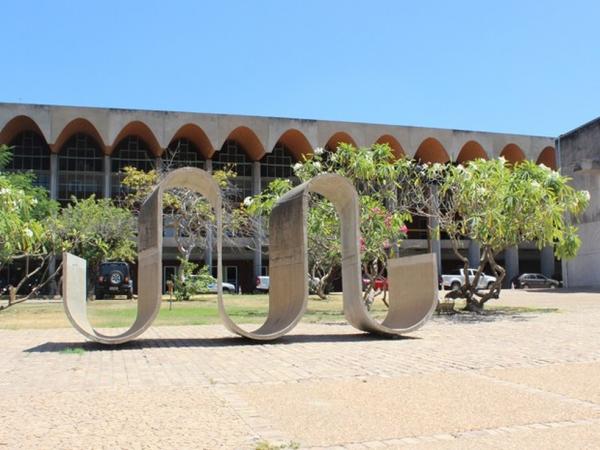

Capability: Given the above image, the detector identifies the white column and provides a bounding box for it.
[103,155,111,198]
[204,159,213,269]
[49,153,58,200]
[504,246,519,288]
[252,160,262,279]
[540,246,555,277]
[468,240,480,268]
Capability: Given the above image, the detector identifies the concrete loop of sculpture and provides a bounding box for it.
[219,173,438,339]
[63,167,223,345]
[63,169,437,345]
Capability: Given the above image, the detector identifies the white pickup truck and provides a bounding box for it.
[441,268,496,291]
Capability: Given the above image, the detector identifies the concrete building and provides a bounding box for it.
[0,103,558,292]
[559,117,600,287]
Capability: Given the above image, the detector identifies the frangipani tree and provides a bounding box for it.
[245,143,410,303]
[437,158,588,311]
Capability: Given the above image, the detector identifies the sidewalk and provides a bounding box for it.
[0,290,599,449]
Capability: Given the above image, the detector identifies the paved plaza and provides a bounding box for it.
[1,290,599,449]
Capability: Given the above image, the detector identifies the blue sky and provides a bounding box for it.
[1,0,599,137]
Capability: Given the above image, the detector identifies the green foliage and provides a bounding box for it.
[441,159,588,259]
[172,257,215,301]
[0,145,59,266]
[245,143,409,301]
[48,196,137,271]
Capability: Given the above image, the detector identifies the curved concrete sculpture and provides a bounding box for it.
[63,167,223,344]
[219,173,438,339]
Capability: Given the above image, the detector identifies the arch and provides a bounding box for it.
[52,118,107,154]
[111,121,162,156]
[63,167,223,345]
[219,173,438,340]
[169,123,214,159]
[414,137,450,163]
[500,143,526,165]
[456,140,489,164]
[375,134,405,158]
[223,126,265,161]
[536,146,557,170]
[274,129,312,161]
[0,115,47,146]
[58,133,104,202]
[324,131,357,151]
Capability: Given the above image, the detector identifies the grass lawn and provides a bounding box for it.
[0,293,558,330]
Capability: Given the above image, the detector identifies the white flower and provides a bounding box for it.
[31,198,38,205]
[531,181,541,188]
[582,190,591,201]
[293,162,303,172]
[313,161,322,170]
[498,156,507,164]
[24,228,33,238]
[539,163,551,171]
[242,196,253,207]
[313,147,324,156]
[0,187,10,195]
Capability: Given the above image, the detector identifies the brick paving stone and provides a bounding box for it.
[0,290,598,448]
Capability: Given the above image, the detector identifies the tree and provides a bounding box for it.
[48,196,137,291]
[244,144,410,303]
[120,157,243,280]
[434,158,589,311]
[0,145,60,307]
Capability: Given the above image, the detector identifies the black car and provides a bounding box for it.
[513,273,560,289]
[95,262,133,299]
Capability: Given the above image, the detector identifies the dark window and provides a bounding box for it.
[163,138,204,169]
[58,133,104,202]
[260,143,298,190]
[212,140,253,200]
[6,131,51,189]
[111,136,155,197]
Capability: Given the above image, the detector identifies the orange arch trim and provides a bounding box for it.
[169,124,214,159]
[111,121,162,156]
[456,140,488,164]
[325,132,357,151]
[223,126,265,161]
[500,143,526,165]
[414,137,450,163]
[0,115,48,147]
[536,146,557,170]
[274,129,312,161]
[52,118,107,154]
[375,134,405,159]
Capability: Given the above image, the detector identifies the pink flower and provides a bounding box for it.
[400,225,408,234]
[359,237,366,252]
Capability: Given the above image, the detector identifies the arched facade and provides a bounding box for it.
[213,139,253,200]
[111,135,156,197]
[414,137,450,163]
[5,130,51,189]
[274,129,312,161]
[53,118,106,154]
[261,143,297,189]
[164,138,205,169]
[58,133,104,202]
[456,140,488,164]
[375,134,405,159]
[324,132,357,152]
[500,143,526,165]
[111,121,162,157]
[222,126,265,161]
[169,124,213,159]
[536,146,557,170]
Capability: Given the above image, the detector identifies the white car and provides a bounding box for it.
[441,268,496,291]
[255,275,322,293]
[206,282,236,294]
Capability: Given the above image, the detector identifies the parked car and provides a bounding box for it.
[441,268,496,291]
[255,275,323,294]
[95,262,133,299]
[513,273,561,289]
[206,281,236,294]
